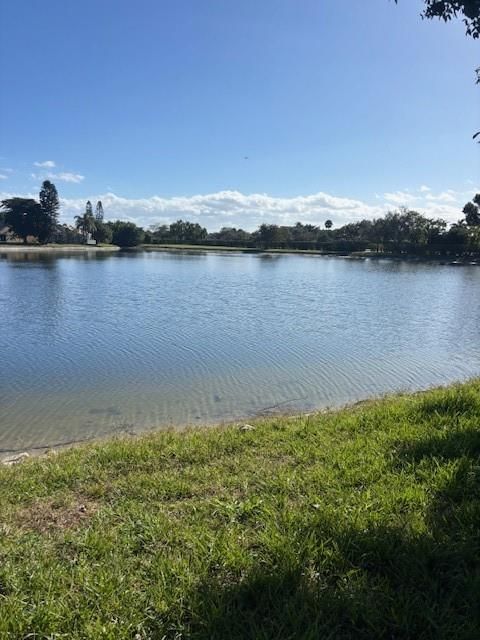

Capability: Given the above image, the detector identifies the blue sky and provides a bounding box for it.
[0,0,478,229]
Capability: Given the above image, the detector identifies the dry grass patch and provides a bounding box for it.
[15,495,98,533]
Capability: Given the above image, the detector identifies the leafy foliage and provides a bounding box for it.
[95,200,104,222]
[109,220,145,246]
[144,206,480,256]
[148,219,208,244]
[51,223,83,244]
[74,208,96,240]
[93,221,113,244]
[423,0,480,38]
[396,1,480,139]
[396,0,480,38]
[1,197,49,243]
[462,193,480,226]
[38,180,60,242]
[1,182,61,244]
[256,223,289,248]
[208,226,251,245]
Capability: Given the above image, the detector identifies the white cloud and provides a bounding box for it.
[1,185,475,231]
[383,191,419,206]
[46,172,85,184]
[53,190,388,230]
[0,174,8,180]
[425,190,457,203]
[419,185,431,192]
[58,189,471,229]
[31,162,85,184]
[34,160,56,168]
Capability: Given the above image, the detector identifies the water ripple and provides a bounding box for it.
[1,252,480,452]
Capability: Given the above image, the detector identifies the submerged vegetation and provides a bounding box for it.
[1,380,480,638]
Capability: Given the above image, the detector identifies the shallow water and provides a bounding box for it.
[1,249,479,452]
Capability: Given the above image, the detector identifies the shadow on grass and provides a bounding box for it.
[413,385,480,421]
[396,427,480,465]
[174,525,480,639]
[155,419,480,639]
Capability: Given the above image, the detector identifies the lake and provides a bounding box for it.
[1,249,480,453]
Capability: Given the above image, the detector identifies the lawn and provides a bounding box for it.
[1,381,480,639]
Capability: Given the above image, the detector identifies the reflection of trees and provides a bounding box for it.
[1,251,59,266]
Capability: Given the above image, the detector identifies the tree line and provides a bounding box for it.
[1,182,61,244]
[72,200,145,247]
[0,187,145,247]
[2,185,480,255]
[147,197,480,257]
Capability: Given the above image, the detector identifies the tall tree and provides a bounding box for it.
[95,200,104,222]
[38,180,60,243]
[325,219,333,230]
[74,212,96,241]
[1,198,46,243]
[75,202,97,242]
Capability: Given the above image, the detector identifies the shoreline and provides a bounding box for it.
[1,380,475,463]
[0,244,120,252]
[1,378,479,636]
[0,408,328,462]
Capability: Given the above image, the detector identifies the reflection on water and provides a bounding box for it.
[1,250,480,452]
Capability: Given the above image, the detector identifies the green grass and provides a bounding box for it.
[1,381,480,639]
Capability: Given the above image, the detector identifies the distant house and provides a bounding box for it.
[0,224,13,242]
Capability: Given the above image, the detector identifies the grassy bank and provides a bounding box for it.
[1,381,480,639]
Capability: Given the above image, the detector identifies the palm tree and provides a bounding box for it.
[74,212,96,242]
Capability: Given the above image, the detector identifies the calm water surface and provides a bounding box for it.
[1,250,480,452]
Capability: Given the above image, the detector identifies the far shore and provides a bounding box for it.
[0,244,120,252]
